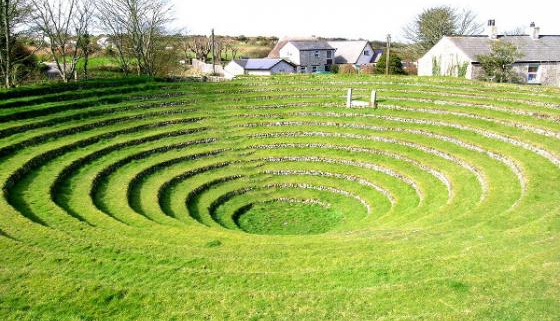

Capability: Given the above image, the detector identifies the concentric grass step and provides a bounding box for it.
[1,75,559,320]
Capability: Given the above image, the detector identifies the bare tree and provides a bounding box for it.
[186,35,211,62]
[214,37,224,63]
[504,26,526,36]
[225,40,239,61]
[31,0,92,82]
[404,6,483,55]
[76,2,93,79]
[94,0,132,75]
[95,0,173,77]
[0,0,33,88]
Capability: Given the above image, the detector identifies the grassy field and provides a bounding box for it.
[0,74,559,320]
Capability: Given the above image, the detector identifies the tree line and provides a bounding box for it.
[0,0,183,88]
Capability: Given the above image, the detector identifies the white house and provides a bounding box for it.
[224,58,296,78]
[96,36,112,49]
[327,40,383,67]
[269,39,384,72]
[418,21,560,86]
[278,41,336,73]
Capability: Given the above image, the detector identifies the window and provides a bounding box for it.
[528,65,539,83]
[327,51,332,58]
[364,50,370,56]
[300,66,307,73]
[326,59,333,65]
[314,51,320,58]
[312,66,318,73]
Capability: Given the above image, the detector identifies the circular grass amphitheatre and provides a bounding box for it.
[0,75,559,320]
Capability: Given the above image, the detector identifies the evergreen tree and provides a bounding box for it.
[375,53,405,75]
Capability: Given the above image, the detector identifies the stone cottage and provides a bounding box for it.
[418,21,560,86]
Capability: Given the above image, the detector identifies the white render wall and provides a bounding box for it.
[279,43,301,65]
[355,43,375,65]
[418,37,473,78]
[246,70,272,76]
[224,61,245,79]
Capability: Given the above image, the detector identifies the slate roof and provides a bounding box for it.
[288,40,334,51]
[268,40,289,58]
[371,49,384,63]
[268,37,318,58]
[447,35,560,62]
[233,58,294,70]
[327,41,369,64]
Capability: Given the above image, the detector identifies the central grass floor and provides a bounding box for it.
[0,74,559,320]
[236,200,343,235]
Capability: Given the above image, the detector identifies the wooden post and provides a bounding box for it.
[346,88,353,107]
[370,90,378,108]
[385,34,391,76]
[211,28,216,74]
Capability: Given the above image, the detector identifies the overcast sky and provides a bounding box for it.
[171,0,559,42]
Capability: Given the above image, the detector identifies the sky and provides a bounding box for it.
[171,0,559,42]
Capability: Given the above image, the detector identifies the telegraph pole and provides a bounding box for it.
[211,28,216,74]
[385,34,391,76]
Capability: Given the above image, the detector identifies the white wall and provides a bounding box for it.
[224,61,245,79]
[247,70,272,76]
[418,38,473,78]
[192,59,225,75]
[279,43,301,65]
[356,43,374,65]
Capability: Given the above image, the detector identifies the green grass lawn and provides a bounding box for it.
[0,74,559,320]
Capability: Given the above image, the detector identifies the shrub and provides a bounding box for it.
[360,64,376,74]
[457,62,469,78]
[476,41,524,83]
[376,53,405,75]
[338,64,357,74]
[432,57,441,76]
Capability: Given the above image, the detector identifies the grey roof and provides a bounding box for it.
[287,40,334,51]
[327,41,369,64]
[268,37,318,58]
[233,58,294,70]
[447,35,560,62]
[371,49,384,63]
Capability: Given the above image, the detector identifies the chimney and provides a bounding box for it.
[487,20,498,39]
[529,22,540,40]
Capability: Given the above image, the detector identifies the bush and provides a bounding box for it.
[0,42,42,85]
[246,47,271,58]
[360,64,376,74]
[476,41,523,83]
[338,64,357,74]
[376,53,405,75]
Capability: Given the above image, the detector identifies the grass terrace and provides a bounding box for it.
[0,75,559,320]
